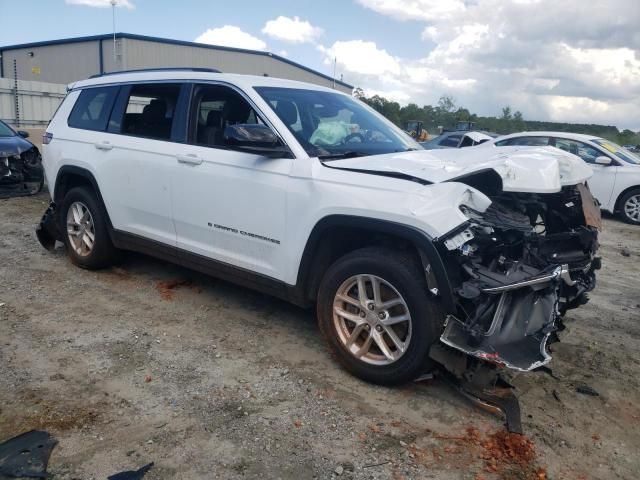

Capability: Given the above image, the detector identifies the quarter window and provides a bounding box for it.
[68,86,118,131]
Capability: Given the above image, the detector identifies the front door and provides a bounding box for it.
[170,83,293,281]
[552,137,617,207]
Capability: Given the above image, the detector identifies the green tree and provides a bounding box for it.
[437,95,456,113]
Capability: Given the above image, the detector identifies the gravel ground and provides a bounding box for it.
[1,192,639,480]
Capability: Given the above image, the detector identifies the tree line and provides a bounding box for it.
[353,88,640,146]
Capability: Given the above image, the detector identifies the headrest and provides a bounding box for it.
[207,110,222,127]
[141,99,166,123]
[275,100,297,126]
[223,96,251,124]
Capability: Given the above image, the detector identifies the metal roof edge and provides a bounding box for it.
[0,32,354,89]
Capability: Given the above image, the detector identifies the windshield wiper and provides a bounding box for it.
[317,151,365,161]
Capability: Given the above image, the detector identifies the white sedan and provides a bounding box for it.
[492,132,640,225]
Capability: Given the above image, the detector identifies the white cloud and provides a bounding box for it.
[356,0,465,21]
[319,40,401,76]
[362,88,412,103]
[262,16,323,44]
[65,0,134,8]
[344,0,640,129]
[195,26,266,51]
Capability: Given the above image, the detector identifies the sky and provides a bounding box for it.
[1,0,639,131]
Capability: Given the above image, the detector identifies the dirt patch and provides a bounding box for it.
[1,194,640,479]
[2,391,104,434]
[155,278,195,300]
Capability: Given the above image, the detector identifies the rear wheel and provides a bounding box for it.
[317,247,444,385]
[619,189,640,225]
[60,186,118,269]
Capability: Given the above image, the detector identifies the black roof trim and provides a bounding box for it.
[0,32,353,89]
[89,67,222,78]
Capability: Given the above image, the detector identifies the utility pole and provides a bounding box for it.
[332,57,336,89]
[111,0,117,65]
[13,59,19,127]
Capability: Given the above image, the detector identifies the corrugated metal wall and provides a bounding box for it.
[1,37,352,95]
[1,41,100,84]
[124,39,353,94]
[0,78,66,127]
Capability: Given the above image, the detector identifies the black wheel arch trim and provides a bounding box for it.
[296,215,456,313]
[53,165,118,248]
[54,165,114,228]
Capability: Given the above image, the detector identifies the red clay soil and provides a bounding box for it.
[156,279,193,300]
[436,427,546,480]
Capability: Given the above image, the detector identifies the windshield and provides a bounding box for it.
[591,139,640,165]
[254,87,420,158]
[0,121,16,137]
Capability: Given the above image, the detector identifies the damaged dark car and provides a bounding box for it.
[0,120,44,199]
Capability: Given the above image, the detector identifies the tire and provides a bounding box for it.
[618,188,640,225]
[317,246,444,385]
[60,186,118,269]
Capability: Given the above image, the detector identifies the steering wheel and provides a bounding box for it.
[343,132,365,144]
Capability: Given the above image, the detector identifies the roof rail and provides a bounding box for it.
[89,67,222,78]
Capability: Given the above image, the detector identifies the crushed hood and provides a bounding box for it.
[326,145,592,193]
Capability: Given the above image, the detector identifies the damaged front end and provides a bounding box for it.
[0,147,44,198]
[431,180,600,431]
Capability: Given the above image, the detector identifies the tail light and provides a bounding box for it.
[42,132,53,145]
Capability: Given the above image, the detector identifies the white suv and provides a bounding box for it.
[493,132,640,225]
[36,68,601,395]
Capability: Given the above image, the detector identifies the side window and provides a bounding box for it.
[440,134,462,147]
[68,86,119,131]
[189,84,261,148]
[554,138,601,164]
[117,84,181,141]
[507,136,550,146]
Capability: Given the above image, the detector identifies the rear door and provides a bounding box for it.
[97,82,188,246]
[169,83,293,281]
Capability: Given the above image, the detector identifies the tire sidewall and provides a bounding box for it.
[60,186,113,269]
[620,189,640,225]
[317,249,442,385]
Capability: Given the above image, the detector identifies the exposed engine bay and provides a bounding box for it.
[430,178,601,432]
[439,180,601,372]
[0,147,44,198]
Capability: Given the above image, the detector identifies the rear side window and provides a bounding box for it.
[118,84,181,141]
[68,86,118,131]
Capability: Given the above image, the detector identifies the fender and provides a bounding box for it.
[53,165,114,228]
[296,215,456,312]
[38,165,114,250]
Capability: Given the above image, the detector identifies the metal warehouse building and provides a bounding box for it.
[0,32,353,93]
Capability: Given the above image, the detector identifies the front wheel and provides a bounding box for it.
[60,186,118,269]
[317,247,444,385]
[619,188,640,225]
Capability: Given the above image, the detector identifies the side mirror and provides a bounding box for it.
[223,124,290,158]
[595,156,612,166]
[17,130,29,138]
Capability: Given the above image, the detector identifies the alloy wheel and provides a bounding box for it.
[624,194,640,223]
[66,201,95,257]
[332,274,412,366]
